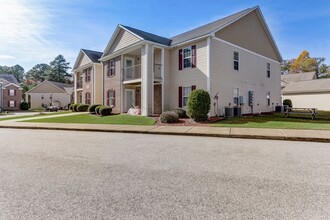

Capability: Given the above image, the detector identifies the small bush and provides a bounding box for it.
[73,103,81,112]
[174,108,187,118]
[95,105,103,115]
[187,89,211,122]
[88,104,101,114]
[77,104,89,112]
[283,99,292,108]
[20,102,29,110]
[69,103,74,111]
[160,111,179,123]
[99,106,112,116]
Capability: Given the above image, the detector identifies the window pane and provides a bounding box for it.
[183,97,188,106]
[10,90,14,96]
[183,58,191,68]
[183,48,191,58]
[234,61,239,70]
[234,52,239,61]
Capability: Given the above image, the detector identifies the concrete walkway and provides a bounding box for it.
[0,116,329,142]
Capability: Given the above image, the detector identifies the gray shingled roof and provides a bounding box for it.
[0,73,19,85]
[121,7,253,47]
[281,72,316,83]
[282,78,330,94]
[81,49,103,63]
[121,25,172,46]
[48,81,73,91]
[170,8,253,45]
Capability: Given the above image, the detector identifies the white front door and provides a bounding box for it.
[125,57,135,80]
[125,89,135,112]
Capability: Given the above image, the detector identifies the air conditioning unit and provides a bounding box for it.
[233,106,242,116]
[225,107,234,118]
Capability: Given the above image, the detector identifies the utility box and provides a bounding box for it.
[248,91,254,106]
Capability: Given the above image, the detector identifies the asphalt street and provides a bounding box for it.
[0,128,329,219]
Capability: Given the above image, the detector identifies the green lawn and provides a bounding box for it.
[23,114,156,126]
[0,111,71,121]
[212,111,330,130]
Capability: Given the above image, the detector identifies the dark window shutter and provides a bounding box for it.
[8,101,9,107]
[191,85,196,91]
[179,49,183,70]
[114,59,116,76]
[14,90,16,96]
[14,101,16,107]
[178,86,182,107]
[113,90,116,107]
[8,90,10,96]
[106,90,110,106]
[192,45,196,68]
[107,61,110,77]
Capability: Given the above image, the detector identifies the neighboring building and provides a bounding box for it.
[72,49,103,105]
[281,71,316,90]
[74,6,283,116]
[26,81,73,109]
[0,74,22,111]
[282,78,330,110]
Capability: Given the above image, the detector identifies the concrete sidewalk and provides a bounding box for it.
[0,120,329,143]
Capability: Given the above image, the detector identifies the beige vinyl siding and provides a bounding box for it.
[103,56,121,113]
[107,29,141,55]
[215,11,280,62]
[283,93,330,111]
[94,64,103,104]
[28,93,71,109]
[168,39,208,110]
[210,38,281,115]
[79,54,92,67]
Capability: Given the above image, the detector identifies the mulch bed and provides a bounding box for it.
[153,116,224,126]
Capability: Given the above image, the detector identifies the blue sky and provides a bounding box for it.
[0,0,329,71]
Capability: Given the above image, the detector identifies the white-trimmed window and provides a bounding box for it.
[182,86,191,107]
[9,89,15,96]
[234,51,239,71]
[9,100,15,107]
[110,60,115,77]
[109,89,115,107]
[183,47,192,68]
[267,91,270,106]
[267,63,271,78]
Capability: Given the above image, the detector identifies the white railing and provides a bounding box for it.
[123,64,141,81]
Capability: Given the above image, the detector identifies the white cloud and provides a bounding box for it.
[0,55,16,60]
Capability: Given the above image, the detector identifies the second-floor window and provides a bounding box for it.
[267,63,271,78]
[110,60,115,77]
[178,45,196,70]
[9,89,15,96]
[85,68,92,83]
[234,51,239,71]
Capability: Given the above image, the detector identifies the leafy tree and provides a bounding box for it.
[290,50,317,73]
[47,55,71,83]
[25,63,51,84]
[0,64,25,82]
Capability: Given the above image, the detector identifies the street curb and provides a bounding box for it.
[1,124,329,143]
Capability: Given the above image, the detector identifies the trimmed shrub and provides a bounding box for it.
[160,111,179,123]
[20,102,29,110]
[88,104,101,114]
[174,108,187,118]
[283,99,292,108]
[99,106,112,116]
[95,105,103,115]
[77,104,89,112]
[187,89,211,122]
[69,103,74,111]
[73,103,81,112]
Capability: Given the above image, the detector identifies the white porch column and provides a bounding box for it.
[93,64,96,104]
[207,37,211,93]
[74,72,77,103]
[151,45,154,115]
[120,55,124,113]
[161,47,165,113]
[141,44,152,116]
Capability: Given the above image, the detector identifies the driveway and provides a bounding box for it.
[0,129,329,219]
